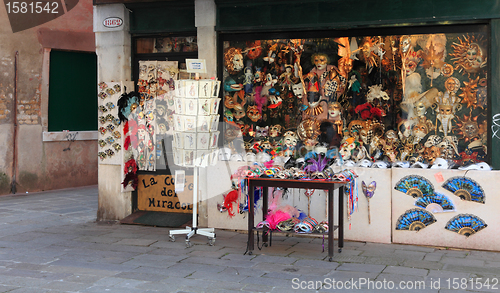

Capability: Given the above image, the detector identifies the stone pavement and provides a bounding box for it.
[0,186,500,293]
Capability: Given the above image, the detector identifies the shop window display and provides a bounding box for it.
[222,31,488,167]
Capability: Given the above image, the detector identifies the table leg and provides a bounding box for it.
[248,183,254,254]
[262,187,269,244]
[328,188,334,261]
[338,185,344,250]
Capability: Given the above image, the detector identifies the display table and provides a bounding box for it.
[246,178,346,261]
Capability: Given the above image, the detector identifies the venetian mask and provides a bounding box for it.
[245,40,263,60]
[298,119,320,141]
[218,147,232,161]
[414,101,427,117]
[405,60,417,76]
[245,152,256,162]
[400,35,412,54]
[283,131,298,148]
[312,53,328,71]
[328,102,342,120]
[339,143,352,160]
[292,83,304,99]
[224,47,244,75]
[413,122,429,139]
[439,105,453,116]
[224,94,235,109]
[384,130,398,145]
[269,95,282,108]
[362,181,376,198]
[423,146,441,164]
[246,105,261,122]
[256,126,269,137]
[463,121,479,138]
[269,125,282,137]
[233,105,246,120]
[445,77,460,93]
[260,140,272,151]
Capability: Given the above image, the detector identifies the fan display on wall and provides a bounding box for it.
[414,193,455,213]
[394,175,434,198]
[395,208,437,231]
[442,176,485,204]
[445,214,487,237]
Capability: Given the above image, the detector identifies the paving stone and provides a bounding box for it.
[182,255,256,268]
[251,255,297,265]
[440,256,485,268]
[293,259,340,269]
[186,270,248,282]
[375,273,428,289]
[426,269,471,280]
[423,253,443,262]
[363,256,404,266]
[402,259,444,270]
[219,267,266,278]
[382,265,429,277]
[336,263,386,273]
[329,254,367,263]
[325,270,381,281]
[62,274,104,284]
[239,276,292,288]
[443,264,500,275]
[41,280,92,291]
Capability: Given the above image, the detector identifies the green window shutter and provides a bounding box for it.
[48,50,97,132]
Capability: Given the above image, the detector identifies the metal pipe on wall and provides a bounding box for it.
[11,51,18,194]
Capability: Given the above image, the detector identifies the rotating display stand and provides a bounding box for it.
[168,78,221,247]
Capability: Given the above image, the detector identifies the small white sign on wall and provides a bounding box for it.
[103,17,123,28]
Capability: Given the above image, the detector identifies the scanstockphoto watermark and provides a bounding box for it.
[291,277,427,291]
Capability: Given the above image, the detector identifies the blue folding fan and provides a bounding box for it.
[396,208,437,231]
[394,175,434,198]
[414,193,455,213]
[445,214,487,237]
[442,176,485,204]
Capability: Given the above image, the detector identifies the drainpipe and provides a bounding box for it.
[11,51,18,194]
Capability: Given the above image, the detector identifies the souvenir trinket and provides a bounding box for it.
[98,152,107,160]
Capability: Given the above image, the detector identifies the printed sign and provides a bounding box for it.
[137,174,194,213]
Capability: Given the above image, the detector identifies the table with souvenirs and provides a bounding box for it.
[225,164,356,261]
[246,177,347,261]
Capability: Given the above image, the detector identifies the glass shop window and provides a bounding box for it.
[135,36,198,54]
[221,30,488,167]
[130,35,198,172]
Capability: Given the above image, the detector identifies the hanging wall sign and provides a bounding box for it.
[103,17,123,28]
[137,174,194,213]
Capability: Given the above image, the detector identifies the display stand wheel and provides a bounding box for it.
[169,235,175,242]
[208,237,216,246]
[338,248,342,253]
[185,239,192,248]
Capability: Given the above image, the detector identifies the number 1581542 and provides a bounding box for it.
[5,1,59,14]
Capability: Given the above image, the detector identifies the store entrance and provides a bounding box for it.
[121,34,198,228]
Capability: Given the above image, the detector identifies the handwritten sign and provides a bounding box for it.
[186,59,206,73]
[137,174,194,214]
